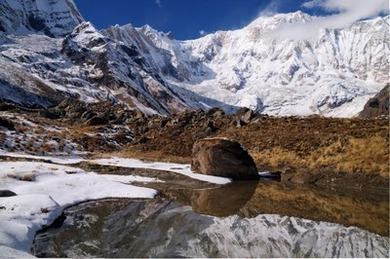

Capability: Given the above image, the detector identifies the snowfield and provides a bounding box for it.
[0,160,157,257]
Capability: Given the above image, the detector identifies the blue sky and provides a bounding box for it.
[75,0,322,39]
[74,0,388,40]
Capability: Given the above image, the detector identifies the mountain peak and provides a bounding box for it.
[137,24,173,39]
[247,11,313,30]
[0,0,83,37]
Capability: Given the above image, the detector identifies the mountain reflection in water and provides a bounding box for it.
[33,180,389,258]
[164,180,388,236]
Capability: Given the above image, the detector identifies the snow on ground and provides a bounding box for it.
[0,151,231,184]
[91,157,232,185]
[101,174,164,184]
[0,150,85,165]
[0,161,157,257]
[0,154,231,257]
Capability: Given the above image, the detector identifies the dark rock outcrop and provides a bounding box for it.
[359,85,389,118]
[0,117,15,130]
[207,107,225,117]
[0,190,17,197]
[191,138,259,180]
[235,107,256,126]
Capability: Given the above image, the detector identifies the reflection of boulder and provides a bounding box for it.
[190,181,258,217]
[162,181,258,217]
[191,138,258,180]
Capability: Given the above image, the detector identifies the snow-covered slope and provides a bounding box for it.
[0,22,190,114]
[0,0,388,117]
[0,0,83,37]
[145,12,389,116]
[0,159,157,256]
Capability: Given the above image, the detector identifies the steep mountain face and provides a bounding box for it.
[148,12,389,116]
[0,0,388,117]
[0,0,83,37]
[0,21,190,114]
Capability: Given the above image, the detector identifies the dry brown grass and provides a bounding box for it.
[251,147,302,170]
[64,125,94,139]
[123,115,389,180]
[251,135,389,177]
[4,108,388,183]
[312,136,389,177]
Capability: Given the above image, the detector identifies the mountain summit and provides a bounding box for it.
[0,0,388,117]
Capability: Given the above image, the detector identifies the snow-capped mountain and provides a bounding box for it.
[0,20,190,114]
[0,0,388,117]
[148,12,389,116]
[0,0,83,37]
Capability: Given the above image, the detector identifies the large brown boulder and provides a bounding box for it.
[191,138,259,180]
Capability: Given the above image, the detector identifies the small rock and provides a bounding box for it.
[41,208,50,213]
[0,117,16,130]
[81,110,96,120]
[0,190,17,197]
[207,107,225,118]
[86,115,109,126]
[235,107,256,125]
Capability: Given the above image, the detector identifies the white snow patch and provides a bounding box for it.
[90,157,232,184]
[101,174,164,184]
[0,150,84,165]
[0,161,157,257]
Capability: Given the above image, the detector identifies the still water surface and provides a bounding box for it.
[33,180,389,257]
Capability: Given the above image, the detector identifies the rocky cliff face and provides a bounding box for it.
[359,84,389,118]
[0,0,388,117]
[0,21,190,114]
